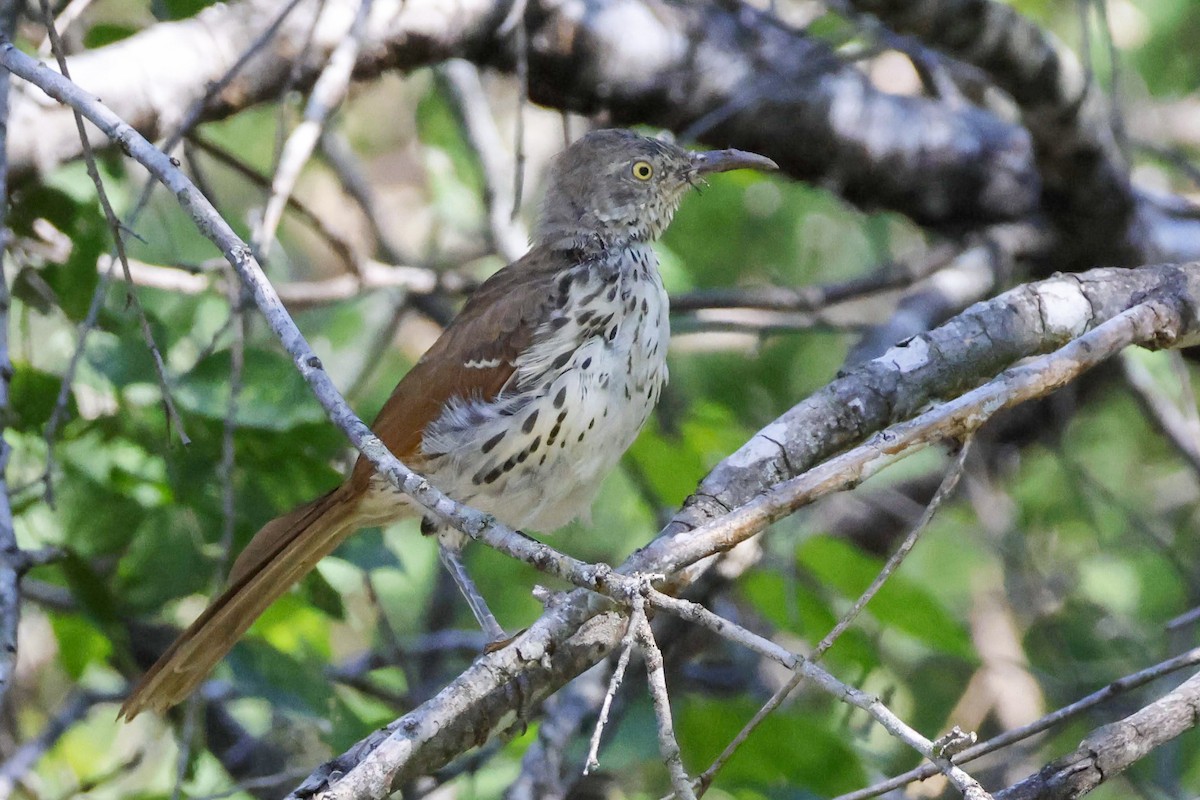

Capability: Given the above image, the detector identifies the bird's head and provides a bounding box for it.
[536,129,778,250]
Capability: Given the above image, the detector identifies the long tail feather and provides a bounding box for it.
[120,486,368,719]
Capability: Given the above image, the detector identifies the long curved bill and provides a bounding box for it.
[690,148,779,174]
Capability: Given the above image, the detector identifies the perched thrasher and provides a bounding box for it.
[120,129,777,719]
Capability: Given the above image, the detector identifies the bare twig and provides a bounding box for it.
[40,0,191,447]
[671,243,960,314]
[39,254,115,504]
[694,438,973,796]
[437,59,528,262]
[33,0,309,501]
[218,279,246,577]
[818,438,971,655]
[583,601,640,774]
[0,0,18,717]
[36,0,98,55]
[172,696,202,800]
[997,670,1200,800]
[633,596,696,800]
[1121,351,1200,478]
[185,769,316,800]
[106,256,476,308]
[502,0,530,220]
[256,0,374,258]
[508,664,611,800]
[187,133,362,273]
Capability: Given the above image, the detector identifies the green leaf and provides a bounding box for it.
[173,349,326,430]
[225,638,330,716]
[739,571,878,675]
[679,698,866,795]
[798,536,974,659]
[11,363,71,431]
[116,509,212,612]
[627,401,751,506]
[333,527,402,572]
[9,183,105,320]
[82,23,138,47]
[50,613,113,680]
[59,553,123,640]
[85,330,160,388]
[158,0,220,21]
[56,470,145,558]
[302,569,347,620]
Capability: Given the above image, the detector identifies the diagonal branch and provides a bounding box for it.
[997,670,1200,800]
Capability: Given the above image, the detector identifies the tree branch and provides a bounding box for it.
[8,0,1038,228]
[997,670,1200,800]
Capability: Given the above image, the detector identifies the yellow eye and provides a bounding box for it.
[632,160,654,181]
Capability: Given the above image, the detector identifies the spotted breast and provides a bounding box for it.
[415,242,669,531]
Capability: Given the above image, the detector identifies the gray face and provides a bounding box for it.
[535,129,778,250]
[536,129,699,249]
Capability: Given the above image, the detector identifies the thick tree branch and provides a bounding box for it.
[846,0,1200,268]
[8,0,508,178]
[848,0,1128,226]
[997,670,1200,800]
[670,264,1200,541]
[509,0,1037,225]
[8,0,1037,227]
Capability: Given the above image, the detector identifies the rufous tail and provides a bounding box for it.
[119,485,366,719]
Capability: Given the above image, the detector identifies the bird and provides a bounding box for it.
[119,128,777,719]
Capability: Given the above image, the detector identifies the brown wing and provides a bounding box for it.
[348,246,566,492]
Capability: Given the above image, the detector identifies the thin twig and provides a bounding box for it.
[316,127,416,267]
[256,0,373,258]
[1122,350,1200,478]
[171,695,202,800]
[41,0,191,447]
[39,254,115,504]
[634,598,697,800]
[187,133,362,273]
[502,0,530,219]
[437,59,528,262]
[33,0,309,502]
[817,438,972,657]
[671,244,958,314]
[583,603,640,774]
[106,255,476,308]
[508,664,611,800]
[35,0,97,55]
[185,769,316,800]
[834,648,1200,800]
[693,439,974,796]
[0,0,19,717]
[35,0,309,498]
[219,279,246,575]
